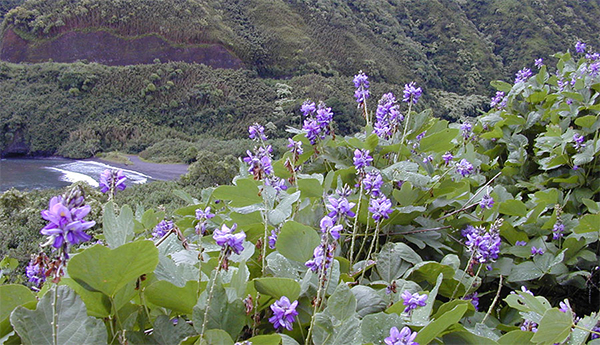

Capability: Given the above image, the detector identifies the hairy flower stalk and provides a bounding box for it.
[399,81,422,159]
[354,71,371,125]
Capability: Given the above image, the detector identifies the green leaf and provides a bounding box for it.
[297,178,324,198]
[61,278,111,318]
[0,285,36,338]
[152,316,195,345]
[573,214,600,234]
[145,280,199,314]
[268,191,300,225]
[10,286,107,345]
[360,312,403,345]
[351,285,386,317]
[376,242,422,283]
[203,329,234,345]
[245,334,282,345]
[103,202,134,248]
[499,199,528,217]
[213,178,262,207]
[193,274,246,340]
[497,330,533,345]
[574,115,598,128]
[414,304,468,345]
[531,309,572,344]
[68,241,159,297]
[276,221,321,263]
[507,261,544,282]
[325,283,357,322]
[254,277,301,301]
[569,313,600,345]
[491,80,513,92]
[412,273,443,323]
[419,128,459,153]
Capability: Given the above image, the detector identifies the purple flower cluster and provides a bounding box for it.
[463,225,501,264]
[287,138,303,161]
[301,101,334,145]
[490,91,507,109]
[99,169,126,195]
[401,290,428,314]
[374,92,403,139]
[552,222,565,240]
[515,240,527,246]
[479,194,494,210]
[244,144,274,181]
[456,159,474,177]
[521,319,538,333]
[249,123,267,141]
[269,296,299,331]
[326,194,356,222]
[534,58,544,68]
[26,257,46,287]
[369,196,393,221]
[591,324,600,340]
[384,326,419,345]
[515,68,532,83]
[40,195,95,249]
[353,71,370,104]
[403,82,422,104]
[195,207,215,235]
[305,244,333,272]
[152,220,173,239]
[268,229,279,249]
[213,223,246,255]
[362,170,384,197]
[463,292,479,311]
[576,41,586,54]
[460,122,473,139]
[589,62,600,77]
[320,216,343,240]
[353,149,373,171]
[573,133,586,151]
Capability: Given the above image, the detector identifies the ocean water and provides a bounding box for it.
[0,158,152,192]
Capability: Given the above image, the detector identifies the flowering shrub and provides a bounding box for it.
[3,45,600,345]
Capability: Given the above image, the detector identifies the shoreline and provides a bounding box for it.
[84,155,189,181]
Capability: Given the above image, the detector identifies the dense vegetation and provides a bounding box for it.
[1,47,599,344]
[1,0,600,158]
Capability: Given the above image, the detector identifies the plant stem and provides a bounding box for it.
[200,252,223,340]
[52,284,59,345]
[305,239,330,345]
[360,220,381,283]
[482,275,503,324]
[452,251,475,300]
[349,185,364,265]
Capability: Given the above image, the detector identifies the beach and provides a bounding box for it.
[86,155,189,181]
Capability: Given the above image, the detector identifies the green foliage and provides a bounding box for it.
[2,48,600,345]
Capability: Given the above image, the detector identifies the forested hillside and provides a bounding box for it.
[1,0,599,158]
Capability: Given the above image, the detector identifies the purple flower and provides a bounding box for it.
[326,196,356,220]
[589,62,600,77]
[265,176,288,193]
[552,222,565,240]
[460,122,472,139]
[384,326,419,345]
[463,292,479,311]
[353,71,370,104]
[268,229,278,249]
[442,152,454,164]
[152,220,173,239]
[26,259,46,287]
[422,155,433,164]
[515,68,532,83]
[464,225,501,263]
[99,169,126,194]
[249,123,267,141]
[573,133,586,151]
[456,159,474,177]
[305,244,333,273]
[244,147,273,180]
[353,149,373,171]
[287,138,303,156]
[213,223,246,255]
[369,196,393,221]
[269,296,299,331]
[521,319,538,333]
[587,52,600,61]
[515,240,527,246]
[591,324,600,340]
[576,41,586,54]
[320,216,342,240]
[479,194,494,210]
[316,103,334,132]
[301,100,316,117]
[196,207,215,221]
[490,91,507,109]
[303,118,321,145]
[362,171,384,197]
[374,93,402,139]
[534,58,544,68]
[559,300,570,313]
[403,82,422,104]
[40,196,95,248]
[531,246,544,256]
[401,290,428,313]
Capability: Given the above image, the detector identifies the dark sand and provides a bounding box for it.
[87,155,189,181]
